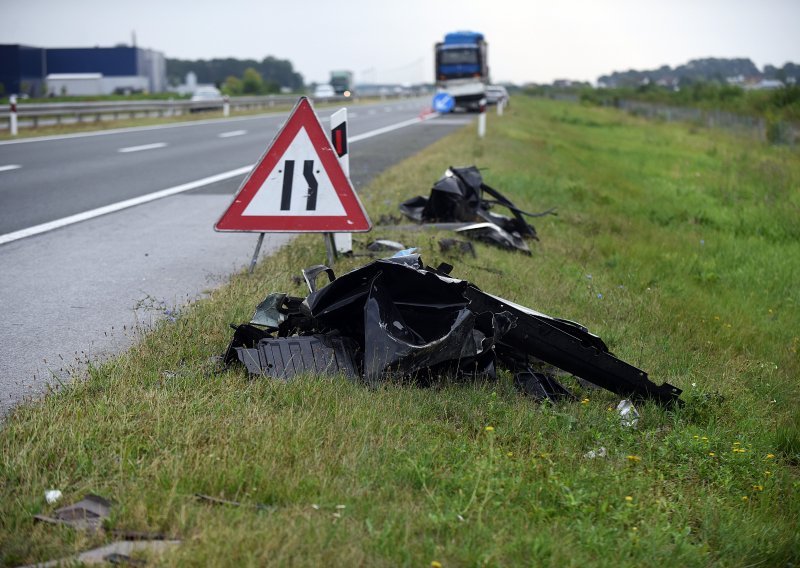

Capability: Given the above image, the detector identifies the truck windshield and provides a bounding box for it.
[439,48,479,65]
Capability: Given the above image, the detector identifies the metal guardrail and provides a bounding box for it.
[0,93,407,131]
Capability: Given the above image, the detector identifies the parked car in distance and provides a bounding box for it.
[313,84,336,99]
[486,85,509,106]
[190,86,223,112]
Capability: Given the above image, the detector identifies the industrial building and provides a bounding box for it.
[0,44,166,97]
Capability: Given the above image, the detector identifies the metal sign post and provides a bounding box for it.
[249,232,265,274]
[9,95,18,137]
[478,98,487,139]
[331,108,352,258]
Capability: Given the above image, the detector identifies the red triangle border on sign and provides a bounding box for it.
[214,97,372,233]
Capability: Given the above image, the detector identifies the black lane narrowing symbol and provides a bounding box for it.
[303,160,318,210]
[279,159,318,211]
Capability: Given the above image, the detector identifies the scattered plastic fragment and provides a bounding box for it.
[438,238,476,257]
[44,489,62,504]
[617,399,640,427]
[455,222,530,254]
[367,239,407,252]
[34,494,112,531]
[584,447,608,459]
[19,540,180,567]
[399,166,555,252]
[223,255,682,405]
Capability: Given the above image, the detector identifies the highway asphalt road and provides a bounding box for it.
[0,97,474,414]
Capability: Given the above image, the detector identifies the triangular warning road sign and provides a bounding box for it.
[215,97,372,233]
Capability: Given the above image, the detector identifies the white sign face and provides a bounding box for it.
[242,127,347,217]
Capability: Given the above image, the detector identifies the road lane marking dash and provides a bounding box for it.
[118,142,167,153]
[0,164,21,173]
[218,130,247,138]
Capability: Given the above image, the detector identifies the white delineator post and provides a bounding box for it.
[497,98,504,116]
[478,97,487,138]
[331,108,353,256]
[9,94,18,136]
[223,95,230,117]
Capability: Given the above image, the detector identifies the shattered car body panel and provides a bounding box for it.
[399,166,555,252]
[224,255,681,405]
[455,222,530,254]
[237,334,360,381]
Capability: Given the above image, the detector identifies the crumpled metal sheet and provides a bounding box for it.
[224,255,682,405]
[399,166,555,252]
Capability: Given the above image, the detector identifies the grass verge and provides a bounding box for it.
[1,97,799,566]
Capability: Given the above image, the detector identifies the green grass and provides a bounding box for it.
[2,97,799,566]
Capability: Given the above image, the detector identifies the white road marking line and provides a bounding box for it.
[349,112,438,142]
[0,166,252,246]
[0,164,22,172]
[0,112,439,246]
[118,142,167,153]
[218,130,247,138]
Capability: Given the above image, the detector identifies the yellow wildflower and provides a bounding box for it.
[766,453,775,459]
[742,496,748,501]
[708,452,715,456]
[764,471,772,477]
[752,485,763,491]
[625,496,633,502]
[507,452,513,457]
[627,455,642,462]
[581,398,590,405]
[431,562,443,568]
[484,426,494,432]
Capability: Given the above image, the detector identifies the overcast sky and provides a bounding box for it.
[2,0,798,85]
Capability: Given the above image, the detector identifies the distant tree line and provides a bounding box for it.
[597,58,800,89]
[166,56,304,92]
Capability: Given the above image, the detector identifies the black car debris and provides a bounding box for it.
[223,255,681,405]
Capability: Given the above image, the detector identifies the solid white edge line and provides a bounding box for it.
[0,164,22,172]
[0,166,253,246]
[118,142,167,153]
[349,112,438,143]
[0,111,441,246]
